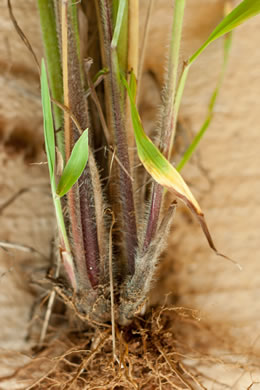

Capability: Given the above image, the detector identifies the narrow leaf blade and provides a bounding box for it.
[189,0,260,64]
[40,59,55,179]
[123,72,226,257]
[177,32,233,172]
[124,72,202,213]
[57,129,89,197]
[111,0,127,49]
[41,59,76,283]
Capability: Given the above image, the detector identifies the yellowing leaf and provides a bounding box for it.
[123,72,201,212]
[136,126,202,216]
[122,72,236,263]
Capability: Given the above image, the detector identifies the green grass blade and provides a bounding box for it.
[37,0,64,155]
[123,72,233,259]
[189,0,260,65]
[41,59,76,288]
[41,60,55,181]
[177,116,211,172]
[111,0,128,96]
[93,67,109,83]
[57,129,89,197]
[177,32,233,172]
[172,0,260,167]
[112,0,128,75]
[165,0,186,159]
[122,72,201,214]
[111,0,127,49]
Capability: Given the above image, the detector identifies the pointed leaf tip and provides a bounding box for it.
[56,129,89,197]
[123,71,235,263]
[189,0,260,65]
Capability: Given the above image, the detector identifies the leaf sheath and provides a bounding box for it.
[96,0,138,275]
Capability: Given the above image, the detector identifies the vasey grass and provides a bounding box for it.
[4,0,260,387]
[39,0,259,329]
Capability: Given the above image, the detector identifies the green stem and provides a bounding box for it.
[111,0,127,51]
[177,32,233,171]
[51,178,77,289]
[172,61,190,136]
[163,0,186,158]
[143,0,186,252]
[177,114,211,172]
[37,0,64,156]
[112,0,128,98]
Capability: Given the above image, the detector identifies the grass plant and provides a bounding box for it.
[39,0,260,327]
[6,0,260,387]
